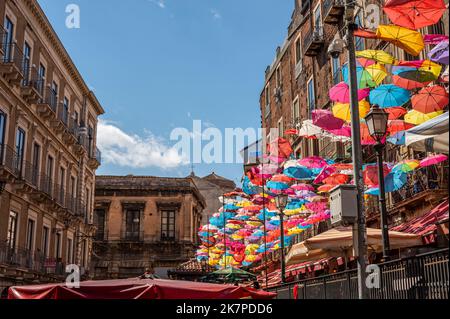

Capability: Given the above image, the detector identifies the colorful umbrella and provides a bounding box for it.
[392,75,430,90]
[376,25,424,56]
[355,50,396,64]
[404,109,444,125]
[283,166,313,180]
[329,82,370,103]
[424,34,449,45]
[397,60,442,79]
[388,120,415,135]
[411,85,449,114]
[428,40,449,65]
[256,163,279,175]
[313,165,337,184]
[270,174,294,183]
[383,0,446,30]
[363,164,390,186]
[384,171,407,192]
[392,159,420,173]
[266,181,289,190]
[369,84,411,108]
[342,63,387,88]
[385,106,407,120]
[387,131,405,145]
[312,109,345,130]
[322,174,349,186]
[291,183,315,191]
[420,154,448,167]
[332,100,370,122]
[298,156,328,169]
[317,184,335,193]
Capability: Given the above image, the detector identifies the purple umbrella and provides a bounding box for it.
[428,40,449,65]
[312,109,345,130]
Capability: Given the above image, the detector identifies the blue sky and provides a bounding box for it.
[37,0,294,185]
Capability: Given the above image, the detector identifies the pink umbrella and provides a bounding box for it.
[424,34,449,45]
[420,154,448,167]
[298,155,328,169]
[312,109,345,130]
[325,125,352,137]
[291,183,315,191]
[256,163,279,174]
[313,165,337,184]
[305,201,328,213]
[329,82,370,103]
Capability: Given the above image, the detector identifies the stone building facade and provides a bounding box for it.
[92,175,205,279]
[0,0,104,292]
[259,0,448,236]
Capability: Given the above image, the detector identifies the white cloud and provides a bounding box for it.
[149,0,166,9]
[210,9,221,20]
[97,120,188,169]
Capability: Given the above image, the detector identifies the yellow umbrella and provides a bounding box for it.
[332,100,371,122]
[404,110,443,125]
[376,25,424,56]
[356,50,396,64]
[365,63,388,85]
[418,60,442,79]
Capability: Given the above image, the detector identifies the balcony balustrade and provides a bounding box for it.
[0,38,24,84]
[20,65,44,104]
[304,24,325,57]
[323,0,345,25]
[36,86,58,120]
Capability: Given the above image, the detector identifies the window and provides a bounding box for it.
[355,13,365,51]
[59,167,65,204]
[67,238,73,264]
[22,42,31,85]
[37,63,46,94]
[32,143,40,185]
[46,156,53,194]
[125,210,140,240]
[94,209,106,240]
[70,176,76,198]
[86,188,91,221]
[264,85,270,117]
[275,65,281,87]
[331,56,341,85]
[0,110,6,147]
[3,17,14,62]
[51,81,58,109]
[55,232,62,260]
[295,37,302,65]
[15,128,25,174]
[80,240,86,268]
[313,3,322,37]
[88,126,94,156]
[26,219,35,251]
[62,97,69,125]
[161,210,176,240]
[277,117,284,138]
[42,226,49,257]
[307,77,315,117]
[292,98,300,124]
[7,211,18,249]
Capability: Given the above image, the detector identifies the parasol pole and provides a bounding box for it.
[345,0,369,299]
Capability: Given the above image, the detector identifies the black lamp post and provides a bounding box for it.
[364,104,390,261]
[275,193,289,283]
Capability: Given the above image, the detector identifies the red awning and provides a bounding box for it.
[7,278,276,300]
[391,200,449,243]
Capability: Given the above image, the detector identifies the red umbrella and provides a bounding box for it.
[385,106,407,120]
[388,120,415,134]
[312,109,344,130]
[322,174,349,186]
[317,184,335,193]
[271,174,294,183]
[329,82,370,103]
[363,164,390,186]
[313,165,337,184]
[411,85,449,114]
[383,0,446,30]
[392,75,430,90]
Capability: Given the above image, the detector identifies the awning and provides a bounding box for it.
[7,278,276,299]
[405,112,449,153]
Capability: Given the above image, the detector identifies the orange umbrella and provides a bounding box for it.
[385,107,407,120]
[317,184,335,193]
[411,85,449,114]
[392,75,431,90]
[363,164,390,187]
[271,174,294,183]
[388,120,415,134]
[322,174,349,186]
[360,123,378,145]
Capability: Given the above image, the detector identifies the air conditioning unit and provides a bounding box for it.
[329,184,358,226]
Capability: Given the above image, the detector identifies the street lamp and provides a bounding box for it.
[275,193,288,284]
[364,104,390,261]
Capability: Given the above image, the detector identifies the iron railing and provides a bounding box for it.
[323,0,345,18]
[0,144,21,177]
[1,42,24,73]
[38,86,58,113]
[121,230,145,242]
[21,65,45,96]
[267,248,449,299]
[304,24,324,52]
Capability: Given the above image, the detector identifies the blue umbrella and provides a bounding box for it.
[266,180,289,190]
[384,171,407,192]
[369,84,410,108]
[387,131,405,145]
[283,166,313,180]
[365,187,380,196]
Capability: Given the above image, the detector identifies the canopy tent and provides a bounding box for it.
[405,112,449,153]
[285,227,422,266]
[7,278,275,300]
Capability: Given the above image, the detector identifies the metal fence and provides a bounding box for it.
[267,249,449,299]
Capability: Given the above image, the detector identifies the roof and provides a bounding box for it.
[391,199,449,237]
[170,259,215,274]
[202,173,236,189]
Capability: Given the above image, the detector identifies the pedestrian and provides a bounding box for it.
[140,267,155,279]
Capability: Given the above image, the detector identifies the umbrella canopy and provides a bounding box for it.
[392,159,420,173]
[291,183,315,191]
[266,181,289,190]
[329,82,370,103]
[342,63,387,88]
[397,60,442,79]
[424,34,449,45]
[363,163,391,186]
[312,109,345,130]
[383,0,446,30]
[384,171,407,192]
[270,174,294,183]
[285,242,331,266]
[298,120,323,138]
[332,100,370,122]
[420,154,448,167]
[385,106,407,120]
[376,24,424,56]
[322,174,349,186]
[428,40,449,65]
[388,120,415,135]
[369,84,411,108]
[283,166,313,180]
[404,109,444,125]
[313,165,337,184]
[298,156,328,169]
[355,49,396,64]
[317,184,335,193]
[411,85,449,114]
[405,112,449,153]
[392,74,430,90]
[387,131,406,145]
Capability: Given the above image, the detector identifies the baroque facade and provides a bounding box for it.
[92,175,205,279]
[0,0,104,292]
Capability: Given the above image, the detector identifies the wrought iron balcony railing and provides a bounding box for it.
[304,24,325,57]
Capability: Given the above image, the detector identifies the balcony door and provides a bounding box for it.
[7,211,18,250]
[22,42,31,85]
[32,143,40,186]
[15,128,25,175]
[313,3,322,37]
[125,210,140,240]
[37,63,46,95]
[0,111,6,160]
[3,17,14,62]
[161,210,176,241]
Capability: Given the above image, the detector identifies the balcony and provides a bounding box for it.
[36,86,58,120]
[322,0,345,25]
[303,24,325,57]
[0,144,21,182]
[87,147,101,169]
[0,41,24,85]
[62,117,79,146]
[20,65,43,104]
[121,230,144,242]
